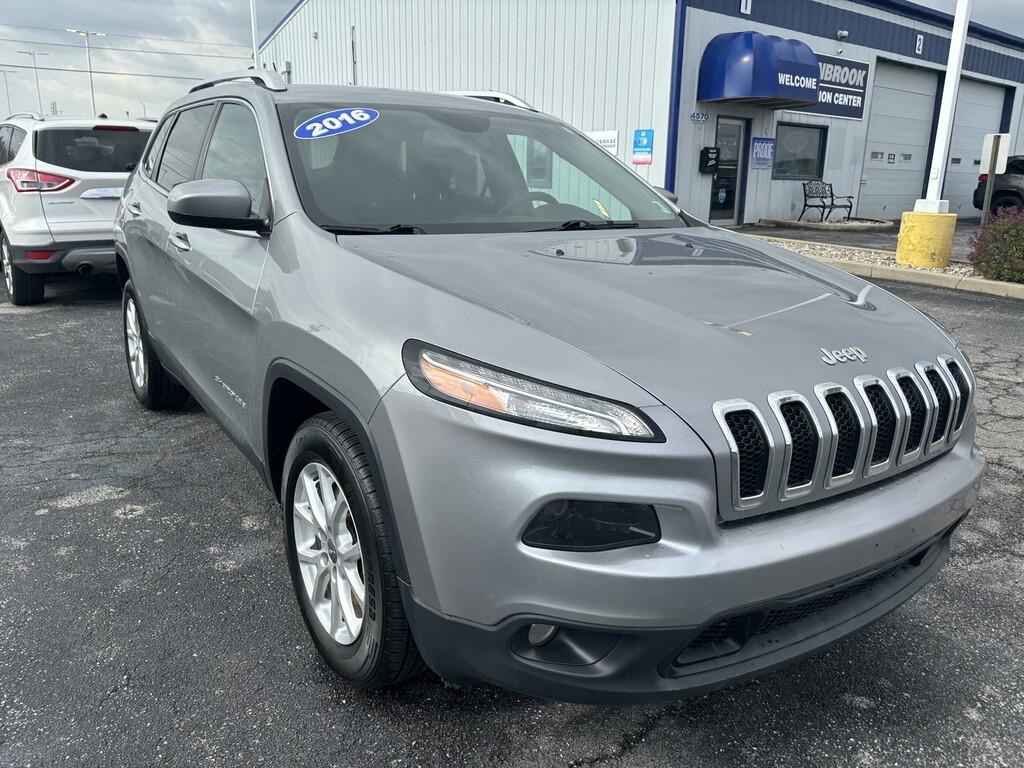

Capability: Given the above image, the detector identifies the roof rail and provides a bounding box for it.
[5,111,43,121]
[442,91,535,110]
[189,69,288,94]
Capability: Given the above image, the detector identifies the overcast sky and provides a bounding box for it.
[0,0,1020,119]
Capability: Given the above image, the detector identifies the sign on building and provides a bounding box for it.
[750,137,775,170]
[632,129,654,165]
[586,130,619,155]
[792,54,870,120]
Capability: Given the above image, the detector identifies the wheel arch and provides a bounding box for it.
[263,359,410,582]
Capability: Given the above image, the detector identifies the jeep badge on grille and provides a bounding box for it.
[821,346,867,365]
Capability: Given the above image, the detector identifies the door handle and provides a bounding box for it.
[127,202,141,216]
[169,232,191,252]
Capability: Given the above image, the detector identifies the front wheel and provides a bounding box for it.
[122,280,189,410]
[1,233,45,306]
[283,414,423,689]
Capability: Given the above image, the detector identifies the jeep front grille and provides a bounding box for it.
[714,356,971,517]
[924,367,952,445]
[723,410,769,499]
[941,356,971,432]
[896,375,927,453]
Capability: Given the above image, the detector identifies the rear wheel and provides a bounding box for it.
[122,280,189,410]
[993,196,1024,216]
[283,414,423,689]
[1,234,45,306]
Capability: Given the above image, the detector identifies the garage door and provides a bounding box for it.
[944,78,1007,215]
[858,62,938,220]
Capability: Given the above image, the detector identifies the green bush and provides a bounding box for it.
[969,207,1024,283]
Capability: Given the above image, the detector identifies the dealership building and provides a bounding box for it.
[260,0,1024,225]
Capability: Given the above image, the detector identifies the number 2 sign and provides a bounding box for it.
[294,108,380,139]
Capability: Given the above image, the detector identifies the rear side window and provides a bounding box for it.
[9,127,25,158]
[156,105,215,189]
[34,128,151,172]
[141,117,173,178]
[0,126,11,165]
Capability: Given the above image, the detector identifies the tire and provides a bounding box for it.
[993,196,1024,216]
[1,233,45,306]
[122,280,189,410]
[283,414,423,689]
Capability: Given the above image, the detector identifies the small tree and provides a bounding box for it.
[969,207,1024,284]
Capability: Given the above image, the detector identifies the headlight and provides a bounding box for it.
[403,342,662,441]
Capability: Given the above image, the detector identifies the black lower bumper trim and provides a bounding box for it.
[403,525,959,704]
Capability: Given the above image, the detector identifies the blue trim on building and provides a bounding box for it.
[850,0,1024,54]
[688,0,1024,85]
[664,0,689,192]
[259,0,310,50]
[1000,86,1016,134]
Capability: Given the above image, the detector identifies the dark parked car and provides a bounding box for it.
[974,155,1024,214]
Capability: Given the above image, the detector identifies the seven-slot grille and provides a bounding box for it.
[714,356,972,514]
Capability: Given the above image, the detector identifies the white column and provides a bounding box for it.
[915,0,974,214]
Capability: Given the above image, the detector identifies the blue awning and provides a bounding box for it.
[697,32,820,109]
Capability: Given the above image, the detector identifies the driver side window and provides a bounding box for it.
[507,134,630,220]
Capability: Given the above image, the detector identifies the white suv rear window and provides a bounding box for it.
[35,127,151,173]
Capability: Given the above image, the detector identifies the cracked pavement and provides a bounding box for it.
[1,275,1022,767]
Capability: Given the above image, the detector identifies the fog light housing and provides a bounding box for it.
[522,500,660,552]
[527,623,559,647]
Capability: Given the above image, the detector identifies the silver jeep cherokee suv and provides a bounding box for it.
[115,72,984,703]
[0,113,152,305]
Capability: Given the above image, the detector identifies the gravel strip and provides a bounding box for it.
[761,237,977,278]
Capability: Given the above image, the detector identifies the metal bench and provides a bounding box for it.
[799,180,855,222]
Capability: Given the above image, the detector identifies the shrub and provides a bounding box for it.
[969,206,1024,283]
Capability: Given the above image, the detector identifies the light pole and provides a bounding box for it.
[16,50,49,114]
[137,100,147,118]
[249,0,260,67]
[0,70,17,115]
[896,0,974,270]
[66,28,106,116]
[915,0,974,213]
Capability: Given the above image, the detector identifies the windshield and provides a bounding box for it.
[278,102,685,234]
[34,127,151,173]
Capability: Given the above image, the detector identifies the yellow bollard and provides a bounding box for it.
[895,211,957,269]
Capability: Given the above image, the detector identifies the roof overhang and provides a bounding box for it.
[697,31,820,110]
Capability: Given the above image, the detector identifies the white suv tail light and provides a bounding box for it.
[6,168,75,193]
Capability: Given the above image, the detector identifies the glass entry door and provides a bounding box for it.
[709,118,745,224]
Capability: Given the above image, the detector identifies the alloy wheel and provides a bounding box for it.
[2,240,12,297]
[292,462,366,645]
[125,297,146,389]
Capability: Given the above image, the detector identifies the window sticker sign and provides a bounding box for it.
[750,137,775,170]
[294,107,379,139]
[790,55,869,120]
[632,128,654,165]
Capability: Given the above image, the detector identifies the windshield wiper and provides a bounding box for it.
[532,219,642,232]
[323,224,427,235]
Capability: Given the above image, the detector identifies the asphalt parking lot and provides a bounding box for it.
[1,275,1022,768]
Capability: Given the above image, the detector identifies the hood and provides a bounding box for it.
[340,226,953,430]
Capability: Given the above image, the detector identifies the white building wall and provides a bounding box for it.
[260,0,677,185]
[676,5,1024,223]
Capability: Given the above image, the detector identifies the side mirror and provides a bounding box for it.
[654,186,679,204]
[167,179,264,231]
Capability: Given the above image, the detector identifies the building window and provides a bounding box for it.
[773,123,827,180]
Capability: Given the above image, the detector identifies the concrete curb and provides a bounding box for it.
[812,256,1024,300]
[758,218,895,232]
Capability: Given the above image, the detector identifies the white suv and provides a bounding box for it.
[0,113,152,305]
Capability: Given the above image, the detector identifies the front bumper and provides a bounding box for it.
[10,240,117,275]
[371,377,984,701]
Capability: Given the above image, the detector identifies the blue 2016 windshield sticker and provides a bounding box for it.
[294,108,379,139]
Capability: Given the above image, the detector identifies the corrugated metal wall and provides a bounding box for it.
[260,0,676,184]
